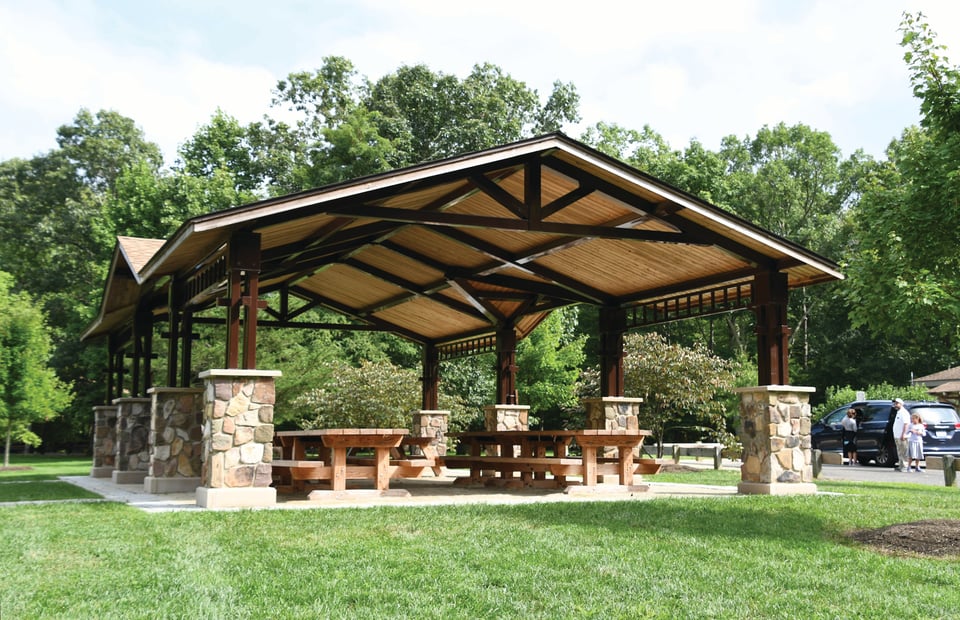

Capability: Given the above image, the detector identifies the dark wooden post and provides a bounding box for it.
[141,312,154,393]
[112,346,125,400]
[599,306,626,397]
[753,270,791,385]
[222,232,263,369]
[224,259,242,370]
[130,310,153,397]
[496,328,518,405]
[421,344,440,410]
[106,334,118,402]
[180,309,194,387]
[166,280,181,387]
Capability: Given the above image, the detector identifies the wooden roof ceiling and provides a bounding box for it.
[82,133,843,348]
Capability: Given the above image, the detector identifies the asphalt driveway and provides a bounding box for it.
[816,462,954,487]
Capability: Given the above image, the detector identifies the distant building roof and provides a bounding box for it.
[914,365,960,385]
[927,380,960,394]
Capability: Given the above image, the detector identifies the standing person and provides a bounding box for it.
[907,413,926,472]
[892,398,911,472]
[841,408,858,465]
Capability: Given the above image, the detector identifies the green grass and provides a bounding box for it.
[1,459,958,618]
[0,454,93,479]
[653,467,740,485]
[0,455,101,502]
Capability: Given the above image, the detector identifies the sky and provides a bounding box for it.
[2,0,959,166]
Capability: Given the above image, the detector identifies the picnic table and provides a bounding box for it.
[273,428,441,493]
[444,429,651,488]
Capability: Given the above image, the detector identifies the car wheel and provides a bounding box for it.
[875,442,896,467]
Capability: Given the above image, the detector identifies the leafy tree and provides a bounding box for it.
[175,109,265,195]
[814,383,933,419]
[296,359,467,432]
[0,272,73,465]
[0,109,168,449]
[718,122,852,252]
[56,108,163,194]
[440,354,496,430]
[844,12,960,363]
[516,307,587,427]
[620,332,737,455]
[267,57,581,190]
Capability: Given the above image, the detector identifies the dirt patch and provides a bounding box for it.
[656,463,701,474]
[0,466,32,472]
[849,520,960,558]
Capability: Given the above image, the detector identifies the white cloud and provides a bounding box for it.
[0,0,278,163]
[3,0,960,165]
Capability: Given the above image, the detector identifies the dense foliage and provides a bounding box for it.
[814,382,939,418]
[621,332,738,453]
[0,272,73,465]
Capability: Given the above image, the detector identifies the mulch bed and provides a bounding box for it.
[848,520,960,558]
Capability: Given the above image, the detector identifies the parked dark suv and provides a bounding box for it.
[811,399,960,466]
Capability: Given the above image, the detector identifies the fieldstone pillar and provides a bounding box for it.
[111,397,152,484]
[483,404,529,431]
[736,385,817,495]
[582,396,644,457]
[91,404,118,478]
[483,404,529,457]
[144,387,203,494]
[411,409,449,455]
[195,369,280,509]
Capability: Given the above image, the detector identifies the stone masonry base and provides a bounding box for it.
[196,486,277,509]
[112,470,148,485]
[91,466,114,478]
[144,476,201,494]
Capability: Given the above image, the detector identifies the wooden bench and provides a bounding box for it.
[345,456,439,479]
[442,455,581,488]
[449,429,651,488]
[664,442,724,469]
[273,428,407,493]
[442,454,655,488]
[271,459,331,493]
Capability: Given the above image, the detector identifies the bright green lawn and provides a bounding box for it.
[1,457,958,618]
[0,455,100,502]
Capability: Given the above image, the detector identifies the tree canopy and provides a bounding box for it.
[0,272,73,465]
[843,12,960,368]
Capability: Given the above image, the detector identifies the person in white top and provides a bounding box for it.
[907,413,926,472]
[891,398,911,472]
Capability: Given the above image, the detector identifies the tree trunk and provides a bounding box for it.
[4,422,11,468]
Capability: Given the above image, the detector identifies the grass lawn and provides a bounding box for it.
[1,457,958,618]
[0,454,100,502]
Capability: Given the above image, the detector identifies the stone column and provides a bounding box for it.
[411,409,449,455]
[483,404,529,431]
[483,404,529,457]
[111,397,152,484]
[144,387,203,494]
[736,385,817,495]
[91,405,118,478]
[195,369,280,509]
[582,396,644,457]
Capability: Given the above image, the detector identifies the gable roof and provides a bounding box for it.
[927,380,960,394]
[914,366,960,384]
[83,133,843,347]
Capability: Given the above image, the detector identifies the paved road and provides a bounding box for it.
[816,462,955,487]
